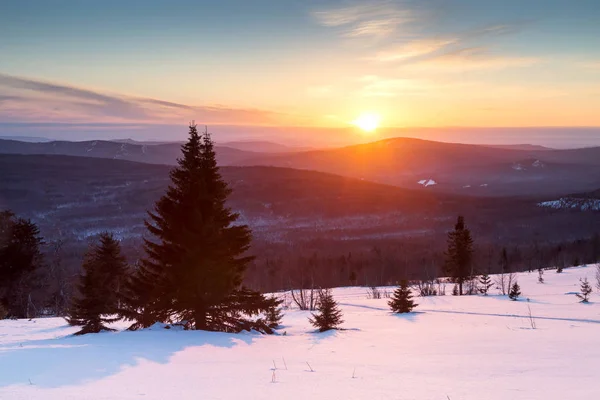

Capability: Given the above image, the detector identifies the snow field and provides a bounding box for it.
[1,265,599,399]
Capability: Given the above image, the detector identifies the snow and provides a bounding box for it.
[418,179,437,187]
[1,265,600,399]
[532,160,545,168]
[539,198,600,211]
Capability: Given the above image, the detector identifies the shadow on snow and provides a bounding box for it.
[0,323,257,389]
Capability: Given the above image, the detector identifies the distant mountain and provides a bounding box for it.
[0,138,257,166]
[235,137,600,197]
[0,136,54,143]
[110,138,183,145]
[484,144,552,151]
[220,140,313,153]
[3,136,600,198]
[0,154,460,242]
[2,154,598,250]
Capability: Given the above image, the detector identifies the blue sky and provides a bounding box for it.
[1,0,600,143]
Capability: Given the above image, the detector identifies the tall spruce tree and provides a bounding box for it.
[67,233,128,334]
[444,216,474,296]
[122,124,275,332]
[309,289,344,332]
[0,211,45,318]
[388,280,418,313]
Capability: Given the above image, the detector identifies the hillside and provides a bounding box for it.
[0,154,456,241]
[237,137,600,197]
[2,153,599,246]
[0,138,257,166]
[4,137,600,197]
[2,265,599,399]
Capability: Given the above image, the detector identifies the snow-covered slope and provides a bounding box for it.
[539,198,600,211]
[1,266,599,399]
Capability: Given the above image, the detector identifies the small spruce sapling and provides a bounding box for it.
[266,296,284,329]
[309,289,344,332]
[478,273,493,295]
[576,278,593,303]
[537,268,544,284]
[508,281,521,301]
[388,280,418,313]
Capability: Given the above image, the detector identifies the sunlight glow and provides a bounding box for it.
[352,113,381,133]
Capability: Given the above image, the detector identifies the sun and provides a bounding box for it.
[352,112,381,133]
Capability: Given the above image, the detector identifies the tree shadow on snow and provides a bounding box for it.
[390,311,425,322]
[419,309,600,325]
[0,324,257,388]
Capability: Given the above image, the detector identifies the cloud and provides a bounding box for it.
[370,38,456,62]
[0,73,149,120]
[313,1,413,39]
[404,47,540,71]
[369,20,528,64]
[0,73,283,125]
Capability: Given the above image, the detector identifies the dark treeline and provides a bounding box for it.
[2,211,599,318]
[1,125,600,321]
[245,233,600,292]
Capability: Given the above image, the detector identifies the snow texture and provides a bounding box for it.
[1,265,599,399]
[539,198,600,211]
[418,179,437,187]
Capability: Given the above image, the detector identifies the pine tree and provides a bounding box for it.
[478,273,493,295]
[309,289,343,332]
[499,247,510,273]
[0,212,45,318]
[452,284,459,296]
[122,125,274,332]
[576,277,592,303]
[444,216,474,296]
[66,233,128,335]
[388,280,418,313]
[538,268,544,284]
[265,296,284,329]
[508,281,521,301]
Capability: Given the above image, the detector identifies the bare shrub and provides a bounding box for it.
[291,288,319,311]
[527,303,536,329]
[367,286,382,299]
[464,278,478,295]
[495,272,515,295]
[495,273,507,295]
[436,279,446,296]
[416,280,438,297]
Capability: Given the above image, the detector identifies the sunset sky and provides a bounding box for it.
[1,0,600,143]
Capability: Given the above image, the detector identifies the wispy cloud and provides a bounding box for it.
[0,73,283,125]
[404,47,541,71]
[313,1,413,39]
[369,21,527,64]
[370,38,456,62]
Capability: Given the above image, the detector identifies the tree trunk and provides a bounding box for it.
[194,307,207,330]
